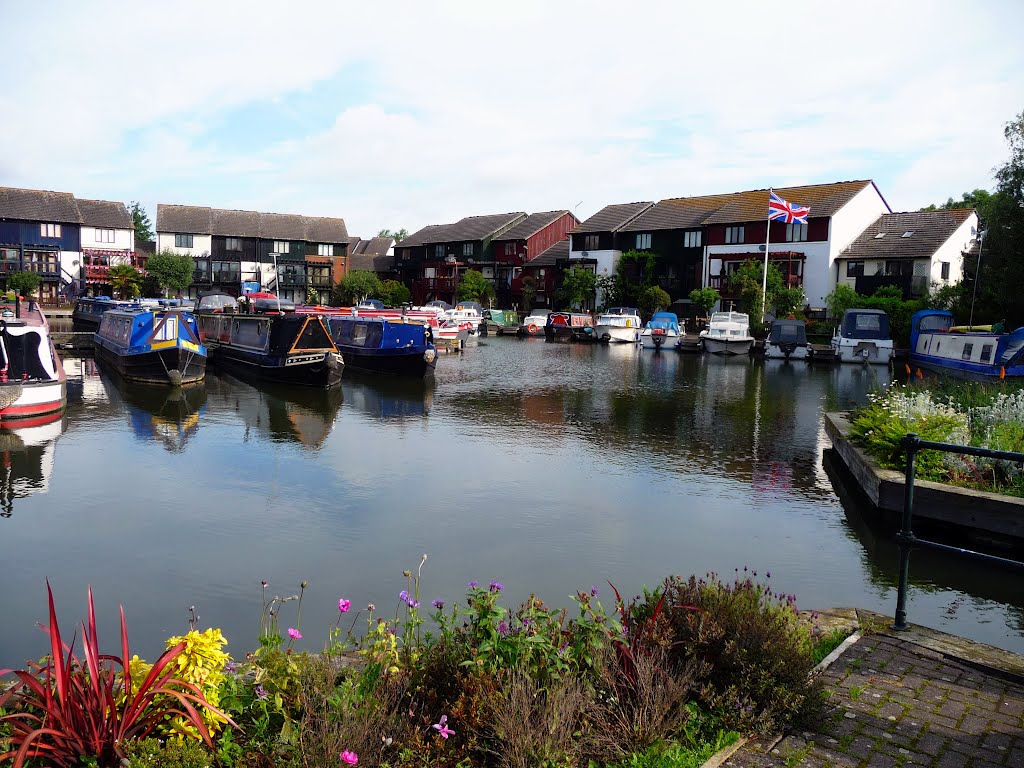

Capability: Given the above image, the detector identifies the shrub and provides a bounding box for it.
[121,737,213,768]
[660,573,825,735]
[163,628,232,738]
[688,287,720,317]
[639,286,671,317]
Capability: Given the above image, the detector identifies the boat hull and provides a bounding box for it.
[833,339,894,364]
[595,325,640,343]
[339,347,437,378]
[0,378,66,425]
[94,341,207,386]
[702,337,753,356]
[763,343,809,360]
[640,331,679,350]
[210,347,344,388]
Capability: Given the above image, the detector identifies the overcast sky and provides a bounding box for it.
[2,0,1022,236]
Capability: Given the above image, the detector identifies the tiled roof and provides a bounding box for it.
[618,195,735,232]
[0,187,83,224]
[572,202,654,234]
[157,204,348,243]
[397,224,450,248]
[76,198,133,229]
[700,180,878,224]
[492,210,572,241]
[837,209,976,261]
[349,252,396,273]
[348,237,365,255]
[526,239,570,267]
[400,213,527,246]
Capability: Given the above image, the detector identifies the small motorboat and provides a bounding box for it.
[764,319,809,360]
[831,309,894,365]
[700,312,754,356]
[640,312,680,350]
[594,307,641,343]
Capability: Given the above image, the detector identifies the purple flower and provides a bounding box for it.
[591,585,599,597]
[256,684,268,699]
[432,599,444,609]
[467,580,478,588]
[288,627,302,640]
[338,598,351,613]
[498,621,508,636]
[489,580,504,593]
[432,714,455,739]
[407,599,420,609]
[399,590,410,602]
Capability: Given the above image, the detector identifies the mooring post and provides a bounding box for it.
[893,432,920,630]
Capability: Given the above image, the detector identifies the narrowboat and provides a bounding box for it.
[831,309,894,365]
[73,296,192,330]
[545,311,594,343]
[640,312,680,350]
[594,307,641,343]
[519,311,549,337]
[325,315,437,377]
[94,307,207,386]
[195,293,343,388]
[700,311,753,356]
[0,298,66,426]
[764,319,809,360]
[482,309,520,336]
[908,309,1024,380]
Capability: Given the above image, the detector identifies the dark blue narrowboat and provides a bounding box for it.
[324,315,436,377]
[195,293,343,388]
[909,309,1024,380]
[94,308,207,386]
[73,296,192,330]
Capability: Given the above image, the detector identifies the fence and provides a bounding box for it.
[893,433,1024,630]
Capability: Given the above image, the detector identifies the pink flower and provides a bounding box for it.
[340,751,358,765]
[338,598,351,613]
[432,714,455,739]
[288,627,302,640]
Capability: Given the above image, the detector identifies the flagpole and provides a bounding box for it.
[760,188,771,325]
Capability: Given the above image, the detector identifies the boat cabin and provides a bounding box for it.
[647,312,681,333]
[769,319,808,348]
[838,309,891,341]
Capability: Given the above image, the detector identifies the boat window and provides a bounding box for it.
[352,324,369,346]
[962,343,973,361]
[981,344,993,363]
[919,314,953,332]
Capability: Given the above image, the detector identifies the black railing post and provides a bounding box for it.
[893,432,920,630]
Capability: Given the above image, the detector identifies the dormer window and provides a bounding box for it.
[902,231,914,238]
[874,232,886,239]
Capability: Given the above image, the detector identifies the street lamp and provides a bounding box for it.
[968,229,986,330]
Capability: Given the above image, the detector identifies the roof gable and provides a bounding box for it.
[75,198,132,229]
[492,210,573,241]
[0,187,83,224]
[838,209,976,262]
[572,202,654,234]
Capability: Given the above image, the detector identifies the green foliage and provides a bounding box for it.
[825,283,859,320]
[163,628,232,738]
[639,285,671,317]
[5,271,41,298]
[774,286,805,317]
[810,628,850,665]
[825,284,930,348]
[377,227,409,242]
[457,269,495,304]
[728,260,783,322]
[129,201,154,243]
[334,269,382,305]
[558,266,597,309]
[688,287,720,317]
[520,274,539,310]
[109,264,144,299]
[122,737,212,768]
[607,250,659,308]
[377,279,411,307]
[145,250,196,295]
[601,730,740,768]
[306,285,320,305]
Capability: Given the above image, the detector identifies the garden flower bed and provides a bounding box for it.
[1,567,846,768]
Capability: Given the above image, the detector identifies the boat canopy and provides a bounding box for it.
[710,311,749,326]
[647,312,680,333]
[769,319,807,346]
[196,293,239,312]
[912,310,954,333]
[606,307,640,316]
[456,301,483,312]
[840,309,890,340]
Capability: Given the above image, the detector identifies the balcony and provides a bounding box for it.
[709,272,803,297]
[193,269,212,284]
[85,265,110,281]
[277,271,307,287]
[413,277,457,292]
[22,262,60,278]
[309,275,333,288]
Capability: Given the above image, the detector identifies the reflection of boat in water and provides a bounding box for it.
[99,367,207,453]
[342,376,434,420]
[0,415,65,517]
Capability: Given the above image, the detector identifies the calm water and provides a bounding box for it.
[2,339,1022,667]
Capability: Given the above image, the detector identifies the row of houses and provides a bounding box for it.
[0,180,979,313]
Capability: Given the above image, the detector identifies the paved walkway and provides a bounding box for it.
[724,622,1024,768]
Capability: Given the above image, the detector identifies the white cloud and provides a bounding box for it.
[1,0,1021,233]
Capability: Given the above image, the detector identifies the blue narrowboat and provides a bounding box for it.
[94,308,207,386]
[325,315,437,377]
[73,296,192,330]
[909,309,1024,380]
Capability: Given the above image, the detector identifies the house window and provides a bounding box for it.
[636,233,652,250]
[175,233,194,248]
[463,242,473,257]
[504,242,515,256]
[940,262,950,280]
[847,261,864,277]
[786,223,808,242]
[273,241,290,254]
[981,344,993,363]
[886,260,912,276]
[434,245,444,259]
[40,223,61,238]
[225,237,241,251]
[683,230,702,248]
[725,226,744,244]
[584,235,599,251]
[962,343,974,361]
[318,243,334,257]
[95,228,115,243]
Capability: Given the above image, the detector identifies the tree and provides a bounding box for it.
[825,283,859,320]
[728,260,783,322]
[377,279,411,307]
[613,250,658,308]
[595,274,620,310]
[129,201,154,242]
[773,286,806,317]
[377,228,409,243]
[457,269,495,304]
[638,285,671,317]
[688,287,720,317]
[520,274,538,310]
[333,269,381,306]
[108,264,144,299]
[557,266,597,309]
[144,250,195,296]
[6,271,41,298]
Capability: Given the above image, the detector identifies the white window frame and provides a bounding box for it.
[175,233,194,248]
[318,243,333,257]
[636,233,652,250]
[225,237,241,251]
[786,223,808,242]
[683,230,702,248]
[95,228,115,243]
[725,226,744,244]
[40,223,61,238]
[273,241,290,254]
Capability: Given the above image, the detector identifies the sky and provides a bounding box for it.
[2,0,1022,237]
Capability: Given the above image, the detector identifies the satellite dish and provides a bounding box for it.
[758,245,766,252]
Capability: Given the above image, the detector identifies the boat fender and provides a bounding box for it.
[167,369,183,387]
[528,323,538,334]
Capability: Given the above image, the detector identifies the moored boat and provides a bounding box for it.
[195,293,343,387]
[0,298,66,426]
[764,318,809,360]
[73,296,193,330]
[831,309,894,365]
[700,311,753,356]
[640,312,680,350]
[594,307,641,343]
[324,315,437,377]
[545,311,594,343]
[94,307,207,386]
[909,309,1024,380]
[482,308,520,336]
[519,311,549,337]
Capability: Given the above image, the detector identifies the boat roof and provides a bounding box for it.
[843,308,887,316]
[771,318,806,328]
[606,306,640,315]
[651,311,679,320]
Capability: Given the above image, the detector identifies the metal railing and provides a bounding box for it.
[893,433,1024,630]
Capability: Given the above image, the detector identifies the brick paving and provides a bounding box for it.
[724,632,1024,768]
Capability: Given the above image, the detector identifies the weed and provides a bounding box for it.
[849,685,864,700]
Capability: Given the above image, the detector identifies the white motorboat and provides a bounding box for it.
[640,312,681,350]
[700,311,754,356]
[594,307,641,343]
[832,309,894,365]
[764,319,810,360]
[519,311,549,337]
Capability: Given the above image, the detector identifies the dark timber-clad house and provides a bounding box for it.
[488,210,579,307]
[347,236,398,281]
[567,202,653,308]
[155,205,348,303]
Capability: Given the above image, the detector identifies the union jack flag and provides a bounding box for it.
[768,190,810,224]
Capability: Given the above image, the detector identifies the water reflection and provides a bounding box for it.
[342,374,434,420]
[99,369,207,454]
[0,416,65,517]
